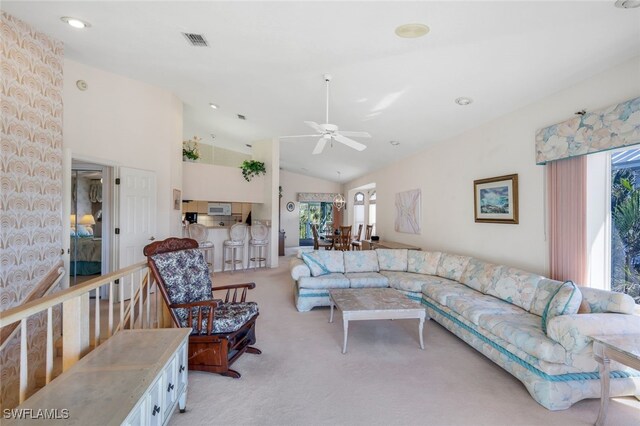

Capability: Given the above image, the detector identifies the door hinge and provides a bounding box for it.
[115,178,121,185]
[61,248,64,255]
[115,279,119,284]
[115,228,120,235]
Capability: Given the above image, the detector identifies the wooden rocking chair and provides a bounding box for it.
[144,237,261,378]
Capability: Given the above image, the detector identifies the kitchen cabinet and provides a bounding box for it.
[242,203,252,223]
[183,200,198,213]
[231,202,242,215]
[196,201,208,214]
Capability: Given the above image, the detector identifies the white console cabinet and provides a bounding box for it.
[6,329,191,426]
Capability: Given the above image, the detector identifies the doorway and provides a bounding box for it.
[70,162,112,286]
[299,202,334,246]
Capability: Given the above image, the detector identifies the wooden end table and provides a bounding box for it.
[329,288,427,354]
[591,334,640,426]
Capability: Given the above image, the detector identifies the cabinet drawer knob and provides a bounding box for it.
[167,383,175,392]
[152,405,161,416]
[179,365,185,373]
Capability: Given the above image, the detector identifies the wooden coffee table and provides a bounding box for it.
[329,288,427,354]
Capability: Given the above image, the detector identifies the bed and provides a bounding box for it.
[70,236,102,276]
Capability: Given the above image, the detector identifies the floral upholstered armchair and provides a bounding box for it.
[144,237,260,378]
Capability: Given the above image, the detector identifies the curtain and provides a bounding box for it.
[547,156,587,285]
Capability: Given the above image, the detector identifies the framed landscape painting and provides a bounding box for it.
[473,174,518,224]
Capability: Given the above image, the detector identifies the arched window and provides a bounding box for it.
[354,192,365,205]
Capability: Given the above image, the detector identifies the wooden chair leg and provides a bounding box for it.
[221,369,241,379]
[246,346,261,354]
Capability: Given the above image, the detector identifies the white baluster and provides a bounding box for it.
[108,281,114,338]
[46,307,53,384]
[120,278,124,329]
[94,288,100,347]
[19,318,28,403]
[130,272,135,329]
[138,272,143,329]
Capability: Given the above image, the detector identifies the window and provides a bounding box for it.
[298,202,333,246]
[369,191,376,235]
[610,148,640,303]
[353,192,365,236]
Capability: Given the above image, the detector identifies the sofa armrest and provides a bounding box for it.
[546,313,640,352]
[290,258,311,281]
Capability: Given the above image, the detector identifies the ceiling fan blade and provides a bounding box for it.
[336,130,371,138]
[304,121,324,133]
[279,134,322,139]
[312,137,327,155]
[334,134,367,151]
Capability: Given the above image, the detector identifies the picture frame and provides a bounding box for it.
[173,189,181,211]
[473,174,518,224]
[286,201,295,212]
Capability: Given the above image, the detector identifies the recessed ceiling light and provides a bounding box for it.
[455,97,473,106]
[245,144,252,148]
[390,141,400,146]
[209,103,219,109]
[615,0,640,8]
[60,16,91,29]
[237,114,246,120]
[395,23,430,38]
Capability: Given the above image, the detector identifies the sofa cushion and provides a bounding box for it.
[436,253,471,281]
[380,271,440,292]
[446,293,527,326]
[541,281,582,333]
[478,313,567,364]
[376,249,408,271]
[458,258,502,293]
[344,251,380,273]
[301,250,344,276]
[579,287,636,314]
[298,273,350,289]
[485,267,543,311]
[345,272,389,288]
[407,251,441,275]
[422,280,475,305]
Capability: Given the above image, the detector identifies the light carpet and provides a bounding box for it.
[170,255,640,426]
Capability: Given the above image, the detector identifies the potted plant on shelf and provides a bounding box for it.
[240,160,266,182]
[182,136,201,162]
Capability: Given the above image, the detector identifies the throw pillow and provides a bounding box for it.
[301,251,331,277]
[541,281,582,333]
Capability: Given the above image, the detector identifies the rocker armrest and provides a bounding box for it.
[212,282,256,303]
[546,313,640,353]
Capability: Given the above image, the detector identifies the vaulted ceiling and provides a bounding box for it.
[4,1,640,182]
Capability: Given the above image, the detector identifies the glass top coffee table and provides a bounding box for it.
[329,288,427,354]
[591,334,640,426]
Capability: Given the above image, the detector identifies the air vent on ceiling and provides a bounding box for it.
[237,114,246,120]
[182,33,208,47]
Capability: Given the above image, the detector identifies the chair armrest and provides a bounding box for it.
[546,313,640,352]
[212,282,256,291]
[212,283,256,303]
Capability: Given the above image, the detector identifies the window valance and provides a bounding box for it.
[297,192,341,203]
[535,96,640,165]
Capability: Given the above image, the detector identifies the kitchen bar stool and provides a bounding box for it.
[187,223,215,274]
[249,222,269,269]
[223,223,247,273]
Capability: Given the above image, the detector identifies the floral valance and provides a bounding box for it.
[297,192,341,203]
[535,96,640,165]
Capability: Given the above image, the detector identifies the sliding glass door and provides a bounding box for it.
[299,202,334,246]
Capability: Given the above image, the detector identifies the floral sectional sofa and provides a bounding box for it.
[289,249,640,410]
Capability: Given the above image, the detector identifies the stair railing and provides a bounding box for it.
[0,261,167,405]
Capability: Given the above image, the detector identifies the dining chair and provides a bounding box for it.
[335,225,352,251]
[311,224,332,250]
[365,224,374,240]
[351,224,364,251]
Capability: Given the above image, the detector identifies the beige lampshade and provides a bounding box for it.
[79,214,96,225]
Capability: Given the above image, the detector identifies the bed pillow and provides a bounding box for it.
[77,226,93,237]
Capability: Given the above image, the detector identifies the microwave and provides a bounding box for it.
[208,203,231,216]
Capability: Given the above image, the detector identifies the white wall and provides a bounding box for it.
[345,56,640,276]
[251,139,279,267]
[63,59,184,239]
[279,170,342,247]
[182,162,265,203]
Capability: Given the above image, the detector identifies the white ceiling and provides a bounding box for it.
[4,1,640,182]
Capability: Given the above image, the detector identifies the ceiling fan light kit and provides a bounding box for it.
[280,74,371,155]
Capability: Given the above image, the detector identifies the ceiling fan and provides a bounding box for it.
[280,74,371,155]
